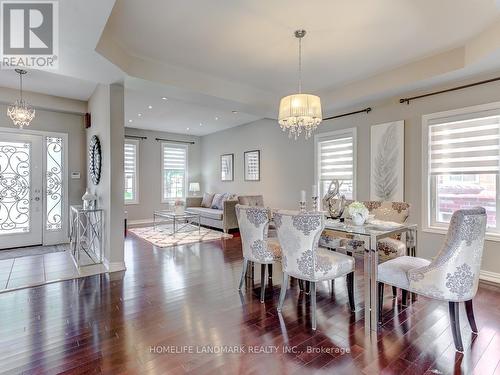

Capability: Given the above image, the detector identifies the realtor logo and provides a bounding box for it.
[1,1,58,69]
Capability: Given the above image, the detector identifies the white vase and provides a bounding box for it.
[351,213,366,226]
[82,188,97,210]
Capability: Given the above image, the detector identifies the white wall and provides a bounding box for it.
[201,76,500,276]
[87,83,125,271]
[124,127,201,222]
[0,92,87,206]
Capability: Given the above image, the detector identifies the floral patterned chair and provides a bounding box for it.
[236,205,281,303]
[274,210,355,330]
[320,200,411,262]
[377,207,487,352]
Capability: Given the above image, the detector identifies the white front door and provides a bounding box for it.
[0,133,43,249]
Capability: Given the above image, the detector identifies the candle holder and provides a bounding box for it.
[311,196,319,211]
[299,200,307,213]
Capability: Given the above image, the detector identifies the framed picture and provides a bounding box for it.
[370,120,405,201]
[244,150,260,181]
[221,153,234,181]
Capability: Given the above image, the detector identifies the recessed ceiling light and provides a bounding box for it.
[215,117,219,120]
[148,105,153,109]
[162,97,167,100]
[232,110,238,114]
[128,119,133,123]
[186,127,190,131]
[199,123,203,126]
[138,113,142,117]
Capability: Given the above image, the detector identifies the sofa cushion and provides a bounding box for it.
[211,193,226,209]
[238,195,264,206]
[186,207,224,220]
[201,193,215,208]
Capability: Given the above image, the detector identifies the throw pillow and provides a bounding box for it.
[201,193,215,208]
[211,193,226,209]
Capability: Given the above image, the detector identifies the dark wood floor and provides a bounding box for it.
[1,234,500,374]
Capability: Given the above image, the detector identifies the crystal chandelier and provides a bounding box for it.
[8,69,35,129]
[278,30,322,140]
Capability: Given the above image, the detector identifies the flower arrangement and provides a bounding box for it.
[347,201,369,225]
[174,199,185,214]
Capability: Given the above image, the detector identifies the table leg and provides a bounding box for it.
[364,235,379,335]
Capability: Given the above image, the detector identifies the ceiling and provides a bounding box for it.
[104,0,500,96]
[125,78,260,136]
[2,1,500,136]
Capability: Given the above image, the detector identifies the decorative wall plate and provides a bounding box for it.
[89,135,102,185]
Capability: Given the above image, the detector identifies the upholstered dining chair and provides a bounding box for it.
[236,205,281,303]
[274,210,355,330]
[377,207,487,352]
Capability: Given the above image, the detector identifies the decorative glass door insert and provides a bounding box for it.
[0,133,43,249]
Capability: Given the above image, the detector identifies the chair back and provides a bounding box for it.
[430,207,487,299]
[235,205,272,262]
[274,210,325,280]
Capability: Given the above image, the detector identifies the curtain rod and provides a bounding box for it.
[323,107,371,121]
[155,137,195,145]
[125,135,147,140]
[400,76,500,104]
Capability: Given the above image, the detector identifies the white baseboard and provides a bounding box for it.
[103,259,127,273]
[480,270,500,284]
[127,219,154,228]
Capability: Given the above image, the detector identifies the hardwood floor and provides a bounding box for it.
[0,234,499,374]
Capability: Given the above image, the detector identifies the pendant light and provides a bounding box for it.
[7,69,35,129]
[278,29,322,140]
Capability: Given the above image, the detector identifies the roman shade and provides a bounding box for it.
[318,135,354,181]
[429,114,500,175]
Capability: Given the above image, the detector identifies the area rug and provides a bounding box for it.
[128,225,233,248]
[0,244,68,260]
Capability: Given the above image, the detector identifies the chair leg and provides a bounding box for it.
[260,264,266,303]
[378,282,384,324]
[402,289,409,306]
[238,259,248,290]
[310,282,317,330]
[305,281,311,295]
[268,264,273,279]
[346,272,355,312]
[277,273,289,311]
[449,301,464,352]
[465,299,478,333]
[298,279,304,291]
[392,286,397,298]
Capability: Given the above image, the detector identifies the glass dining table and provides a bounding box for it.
[324,219,418,336]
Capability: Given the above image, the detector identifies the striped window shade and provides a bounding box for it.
[429,115,500,175]
[162,144,187,200]
[319,135,354,181]
[124,140,138,203]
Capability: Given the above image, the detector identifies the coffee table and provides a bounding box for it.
[153,211,201,235]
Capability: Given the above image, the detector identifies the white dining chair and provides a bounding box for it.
[236,205,281,303]
[377,207,487,351]
[274,210,355,330]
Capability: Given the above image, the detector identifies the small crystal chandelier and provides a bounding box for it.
[278,29,322,140]
[8,69,35,129]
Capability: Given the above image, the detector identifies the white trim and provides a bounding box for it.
[479,270,500,284]
[314,127,357,200]
[103,259,127,273]
[0,127,69,246]
[421,102,500,236]
[161,142,189,203]
[124,138,139,205]
[127,218,154,228]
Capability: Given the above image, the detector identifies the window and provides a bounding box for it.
[162,143,188,202]
[315,128,356,200]
[46,136,63,230]
[423,103,500,237]
[124,139,139,204]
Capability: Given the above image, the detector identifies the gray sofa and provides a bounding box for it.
[185,197,238,233]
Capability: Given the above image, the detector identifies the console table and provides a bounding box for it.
[69,205,103,267]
